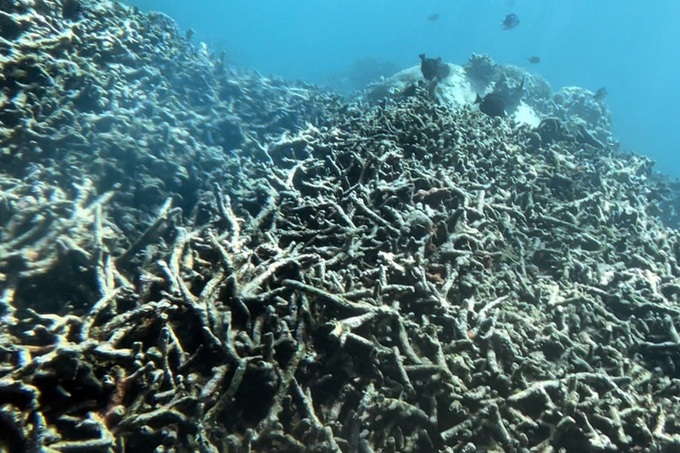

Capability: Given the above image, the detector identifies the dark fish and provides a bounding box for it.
[593,87,608,102]
[501,13,520,30]
[419,54,438,81]
[402,83,417,97]
[427,13,440,21]
[527,56,541,64]
[475,77,525,118]
[475,93,508,117]
[419,54,450,81]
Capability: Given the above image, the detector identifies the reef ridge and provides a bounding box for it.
[2,1,680,452]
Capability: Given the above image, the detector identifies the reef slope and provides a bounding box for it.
[2,1,680,452]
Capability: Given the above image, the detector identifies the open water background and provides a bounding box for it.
[128,0,680,178]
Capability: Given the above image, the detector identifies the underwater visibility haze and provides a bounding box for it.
[130,0,680,177]
[5,0,680,451]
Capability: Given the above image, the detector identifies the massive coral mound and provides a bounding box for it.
[366,53,614,150]
[2,0,680,452]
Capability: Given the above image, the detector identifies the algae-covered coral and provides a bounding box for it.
[2,0,680,452]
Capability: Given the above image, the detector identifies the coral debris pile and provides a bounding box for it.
[2,1,680,452]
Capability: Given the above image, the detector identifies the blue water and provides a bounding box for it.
[129,0,680,178]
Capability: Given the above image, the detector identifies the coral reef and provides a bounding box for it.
[2,1,680,452]
[372,54,612,147]
[464,53,498,91]
[550,86,614,147]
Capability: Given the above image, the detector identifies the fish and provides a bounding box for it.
[427,13,440,22]
[419,54,450,81]
[475,77,525,118]
[475,93,509,117]
[593,87,608,102]
[527,56,541,64]
[501,13,520,30]
[402,83,418,97]
[419,54,439,81]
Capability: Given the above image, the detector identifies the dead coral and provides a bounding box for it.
[2,1,680,452]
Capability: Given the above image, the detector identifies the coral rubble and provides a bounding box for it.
[2,1,680,452]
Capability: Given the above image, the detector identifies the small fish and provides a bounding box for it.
[527,56,541,64]
[427,13,440,22]
[419,54,450,81]
[419,54,439,81]
[402,83,417,97]
[475,77,525,118]
[593,87,608,102]
[475,93,508,117]
[501,13,520,30]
